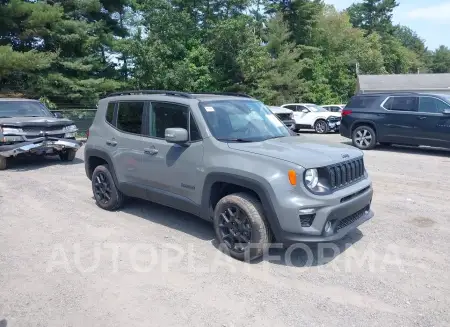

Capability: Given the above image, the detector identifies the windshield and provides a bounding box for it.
[306,104,328,112]
[200,99,290,142]
[0,101,53,118]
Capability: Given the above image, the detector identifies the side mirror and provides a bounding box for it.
[302,109,309,113]
[443,109,450,115]
[165,127,189,144]
[53,112,63,118]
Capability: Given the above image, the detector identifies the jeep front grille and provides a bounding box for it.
[327,157,365,189]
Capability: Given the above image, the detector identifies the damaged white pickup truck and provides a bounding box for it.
[0,98,82,170]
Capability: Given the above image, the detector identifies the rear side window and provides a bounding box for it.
[106,102,115,124]
[346,96,378,109]
[384,96,418,112]
[117,101,145,134]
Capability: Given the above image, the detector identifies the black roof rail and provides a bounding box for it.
[104,90,194,99]
[190,92,253,98]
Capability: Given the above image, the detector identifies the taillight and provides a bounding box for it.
[341,109,352,117]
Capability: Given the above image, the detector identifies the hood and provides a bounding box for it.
[0,116,74,127]
[227,136,363,169]
[269,107,293,114]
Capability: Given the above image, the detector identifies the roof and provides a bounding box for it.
[0,98,38,102]
[358,74,450,92]
[102,90,255,102]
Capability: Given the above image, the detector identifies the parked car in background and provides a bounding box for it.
[0,98,81,170]
[280,103,341,134]
[322,104,345,112]
[340,92,450,150]
[267,106,295,130]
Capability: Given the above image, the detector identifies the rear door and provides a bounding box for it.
[415,96,450,147]
[109,101,150,186]
[379,96,420,144]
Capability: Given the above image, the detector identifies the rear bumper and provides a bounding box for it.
[339,123,351,138]
[0,138,81,157]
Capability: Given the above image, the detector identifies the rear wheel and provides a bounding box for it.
[0,156,8,170]
[213,193,271,261]
[352,125,377,150]
[92,164,124,211]
[314,120,329,134]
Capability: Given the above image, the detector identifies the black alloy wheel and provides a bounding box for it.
[218,205,252,253]
[94,171,112,205]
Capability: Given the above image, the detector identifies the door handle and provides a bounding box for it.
[417,116,427,120]
[106,139,117,146]
[144,148,158,155]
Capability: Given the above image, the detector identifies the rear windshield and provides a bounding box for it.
[346,95,378,109]
[0,101,52,118]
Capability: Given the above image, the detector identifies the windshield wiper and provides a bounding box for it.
[216,138,255,142]
[0,116,13,118]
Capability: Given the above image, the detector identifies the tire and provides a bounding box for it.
[352,125,377,150]
[59,149,77,162]
[213,192,272,261]
[314,120,329,134]
[91,164,124,211]
[0,156,7,170]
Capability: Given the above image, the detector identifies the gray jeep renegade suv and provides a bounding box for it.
[84,90,374,261]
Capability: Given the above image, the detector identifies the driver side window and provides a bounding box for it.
[298,106,309,112]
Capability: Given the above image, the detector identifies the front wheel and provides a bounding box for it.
[59,149,77,162]
[213,193,272,261]
[0,156,8,170]
[314,120,329,134]
[352,126,377,150]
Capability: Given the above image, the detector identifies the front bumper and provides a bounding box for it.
[0,138,81,157]
[327,118,341,131]
[273,181,374,244]
[282,119,296,130]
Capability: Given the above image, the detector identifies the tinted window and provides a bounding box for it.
[151,102,188,138]
[346,96,378,109]
[117,102,145,134]
[419,97,450,113]
[106,102,115,124]
[283,105,296,110]
[384,96,418,112]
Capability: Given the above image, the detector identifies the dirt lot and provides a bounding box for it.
[1,134,449,327]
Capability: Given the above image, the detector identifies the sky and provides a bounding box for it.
[324,0,450,50]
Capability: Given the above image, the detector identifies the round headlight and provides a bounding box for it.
[304,169,319,189]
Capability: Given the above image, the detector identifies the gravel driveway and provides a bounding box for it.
[1,134,449,327]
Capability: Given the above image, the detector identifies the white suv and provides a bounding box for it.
[281,103,341,134]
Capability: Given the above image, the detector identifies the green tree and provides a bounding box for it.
[429,46,450,73]
[347,0,399,35]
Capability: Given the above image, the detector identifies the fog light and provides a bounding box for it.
[325,221,333,233]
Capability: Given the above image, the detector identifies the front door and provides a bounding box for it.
[141,101,204,215]
[415,96,450,148]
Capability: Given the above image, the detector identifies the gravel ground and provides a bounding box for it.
[1,134,449,327]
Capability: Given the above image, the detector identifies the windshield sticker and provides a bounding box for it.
[266,114,283,127]
[204,106,215,112]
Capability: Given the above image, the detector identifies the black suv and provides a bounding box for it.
[340,92,450,150]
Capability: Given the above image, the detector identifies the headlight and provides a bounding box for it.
[63,124,78,132]
[1,127,23,135]
[304,169,319,189]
